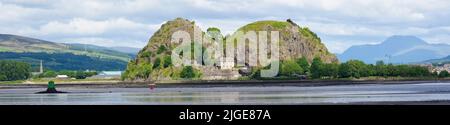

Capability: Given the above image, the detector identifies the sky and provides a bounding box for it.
[1,0,450,54]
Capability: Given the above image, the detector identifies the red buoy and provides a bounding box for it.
[149,83,156,90]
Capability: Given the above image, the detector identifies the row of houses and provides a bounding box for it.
[420,64,450,74]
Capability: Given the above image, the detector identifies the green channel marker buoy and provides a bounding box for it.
[36,81,66,94]
[48,81,55,89]
[46,81,57,93]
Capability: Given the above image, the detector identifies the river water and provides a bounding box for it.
[1,82,450,105]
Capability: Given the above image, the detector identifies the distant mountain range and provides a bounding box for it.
[338,35,450,64]
[109,46,140,54]
[0,34,139,71]
[421,55,450,65]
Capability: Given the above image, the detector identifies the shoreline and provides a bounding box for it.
[1,79,450,89]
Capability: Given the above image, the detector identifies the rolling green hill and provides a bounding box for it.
[0,34,134,71]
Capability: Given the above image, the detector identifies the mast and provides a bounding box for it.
[39,60,43,74]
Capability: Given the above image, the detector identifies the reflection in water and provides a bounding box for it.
[1,83,450,104]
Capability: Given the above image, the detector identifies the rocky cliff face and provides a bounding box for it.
[123,18,338,81]
[236,19,338,63]
[136,18,200,64]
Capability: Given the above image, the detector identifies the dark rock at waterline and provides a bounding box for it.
[35,88,67,94]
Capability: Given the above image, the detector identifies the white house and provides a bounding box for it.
[56,75,69,79]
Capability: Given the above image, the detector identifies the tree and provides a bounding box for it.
[338,60,366,78]
[140,51,152,58]
[153,57,161,69]
[432,71,439,77]
[375,60,388,77]
[73,71,87,79]
[321,63,339,78]
[163,55,172,68]
[347,60,367,78]
[180,66,196,78]
[280,60,303,77]
[41,70,57,78]
[296,57,310,73]
[0,60,31,81]
[0,75,6,81]
[338,62,351,78]
[310,57,323,79]
[439,70,450,78]
[386,64,399,76]
[157,45,167,54]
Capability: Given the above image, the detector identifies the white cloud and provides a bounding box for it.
[62,37,146,48]
[0,2,46,22]
[423,34,450,45]
[1,0,450,50]
[39,18,152,35]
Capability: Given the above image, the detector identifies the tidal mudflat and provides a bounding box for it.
[1,82,450,105]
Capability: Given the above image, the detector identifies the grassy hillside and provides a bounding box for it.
[0,34,132,71]
[0,34,133,62]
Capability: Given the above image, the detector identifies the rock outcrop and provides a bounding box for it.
[236,19,338,63]
[123,18,338,81]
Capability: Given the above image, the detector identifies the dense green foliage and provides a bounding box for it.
[140,51,152,58]
[153,57,161,69]
[38,70,98,79]
[157,45,167,54]
[41,70,57,78]
[163,55,172,68]
[0,52,127,71]
[0,60,31,81]
[280,60,303,77]
[439,70,450,78]
[122,61,153,80]
[321,63,339,78]
[310,57,323,79]
[250,57,435,80]
[320,60,432,78]
[180,66,196,78]
[296,57,310,74]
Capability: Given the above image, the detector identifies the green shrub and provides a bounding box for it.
[141,51,152,58]
[157,45,167,54]
[310,57,323,79]
[153,57,161,69]
[180,66,195,78]
[163,55,172,68]
[280,60,303,77]
[296,57,310,73]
